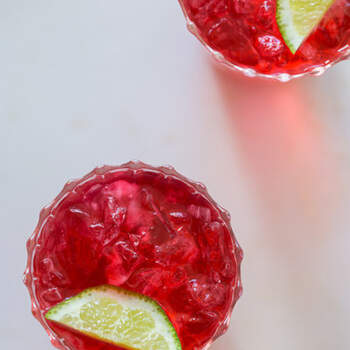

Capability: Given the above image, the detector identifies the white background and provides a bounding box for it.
[1,0,350,349]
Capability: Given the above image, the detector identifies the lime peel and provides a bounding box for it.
[276,0,335,53]
[45,285,182,350]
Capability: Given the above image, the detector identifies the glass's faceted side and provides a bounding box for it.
[179,0,350,80]
[24,162,243,350]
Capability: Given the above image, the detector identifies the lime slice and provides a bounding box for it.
[276,0,335,53]
[45,285,182,350]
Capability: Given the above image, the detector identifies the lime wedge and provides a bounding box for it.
[45,285,182,350]
[276,0,335,53]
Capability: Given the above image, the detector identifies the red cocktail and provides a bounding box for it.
[24,162,243,350]
[179,0,350,80]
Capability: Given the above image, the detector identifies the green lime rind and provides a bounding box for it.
[45,285,182,350]
[276,0,335,54]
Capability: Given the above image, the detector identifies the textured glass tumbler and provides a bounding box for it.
[24,162,243,350]
[178,0,350,81]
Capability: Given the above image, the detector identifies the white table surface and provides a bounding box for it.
[1,1,350,349]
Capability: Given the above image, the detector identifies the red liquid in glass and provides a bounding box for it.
[179,0,350,77]
[24,163,242,350]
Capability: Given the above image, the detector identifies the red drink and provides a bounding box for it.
[24,162,243,350]
[179,0,350,80]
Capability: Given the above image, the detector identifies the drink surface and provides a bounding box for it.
[24,163,242,350]
[179,0,350,78]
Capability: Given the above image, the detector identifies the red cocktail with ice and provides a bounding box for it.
[24,162,242,350]
[179,0,350,80]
